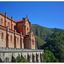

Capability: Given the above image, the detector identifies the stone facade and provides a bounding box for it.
[0,12,36,49]
[0,12,44,62]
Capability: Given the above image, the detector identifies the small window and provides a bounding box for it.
[10,35,12,42]
[1,33,3,40]
[17,38,19,42]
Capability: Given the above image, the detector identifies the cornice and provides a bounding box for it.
[0,47,44,52]
[0,12,17,23]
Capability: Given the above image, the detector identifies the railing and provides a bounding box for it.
[0,47,44,53]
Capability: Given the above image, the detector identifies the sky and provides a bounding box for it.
[0,1,64,29]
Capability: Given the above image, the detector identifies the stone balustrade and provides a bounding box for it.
[0,47,44,62]
[0,47,44,52]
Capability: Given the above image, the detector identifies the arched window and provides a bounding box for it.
[1,19,2,24]
[5,57,9,62]
[17,38,19,42]
[12,24,13,29]
[27,28,28,31]
[32,39,34,45]
[0,19,2,24]
[10,35,12,42]
[1,33,3,40]
[8,22,10,27]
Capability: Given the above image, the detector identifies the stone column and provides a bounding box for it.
[2,52,5,62]
[27,53,31,62]
[14,30,16,48]
[40,53,42,62]
[22,37,24,48]
[6,26,9,47]
[30,53,32,62]
[36,53,38,62]
[40,52,44,62]
[38,53,41,63]
[34,53,36,62]
[32,53,36,62]
[25,53,27,59]
[20,32,22,48]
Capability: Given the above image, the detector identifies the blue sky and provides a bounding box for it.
[0,2,64,29]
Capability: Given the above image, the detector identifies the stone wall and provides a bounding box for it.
[0,47,44,62]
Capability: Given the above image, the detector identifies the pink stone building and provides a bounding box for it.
[0,12,36,49]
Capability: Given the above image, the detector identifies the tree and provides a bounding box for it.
[42,50,59,62]
[11,55,29,62]
[41,31,64,61]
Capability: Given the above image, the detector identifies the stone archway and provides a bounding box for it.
[0,58,2,62]
[21,54,26,59]
[5,57,9,62]
[32,54,35,62]
[27,54,31,62]
[11,55,16,62]
[21,55,23,58]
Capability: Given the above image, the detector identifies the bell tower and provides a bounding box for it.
[24,15,31,35]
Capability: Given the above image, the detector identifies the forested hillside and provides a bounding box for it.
[31,24,64,48]
[31,24,53,48]
[40,31,64,61]
[31,24,64,62]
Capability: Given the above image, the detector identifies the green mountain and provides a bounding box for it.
[31,24,53,48]
[41,31,64,61]
[31,24,64,48]
[31,24,64,62]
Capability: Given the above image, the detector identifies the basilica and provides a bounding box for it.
[0,12,36,49]
[0,12,44,62]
